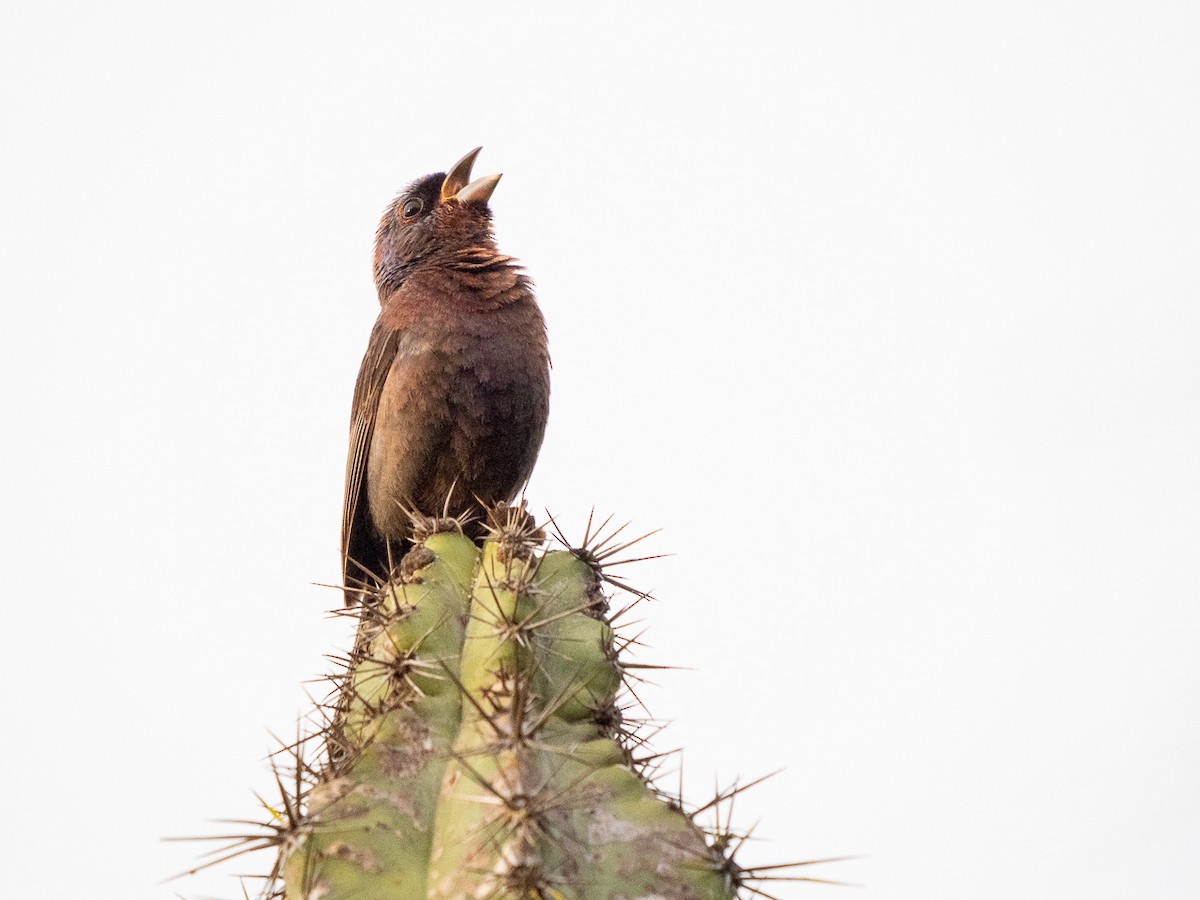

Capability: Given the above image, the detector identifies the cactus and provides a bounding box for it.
[181,508,842,898]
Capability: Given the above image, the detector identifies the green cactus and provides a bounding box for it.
[182,508,842,898]
[279,510,734,900]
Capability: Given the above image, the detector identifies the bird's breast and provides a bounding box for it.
[366,295,550,535]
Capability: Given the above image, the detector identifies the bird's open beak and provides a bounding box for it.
[441,147,502,206]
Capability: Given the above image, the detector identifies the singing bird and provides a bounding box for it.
[341,148,550,602]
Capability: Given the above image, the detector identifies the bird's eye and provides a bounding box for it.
[400,197,424,219]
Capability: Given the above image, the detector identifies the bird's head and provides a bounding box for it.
[373,147,502,296]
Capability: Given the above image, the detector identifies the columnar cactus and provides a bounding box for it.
[278,510,736,899]
[183,509,839,898]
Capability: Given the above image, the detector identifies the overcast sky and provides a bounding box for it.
[2,3,1198,898]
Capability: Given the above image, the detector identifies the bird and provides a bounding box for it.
[341,148,550,603]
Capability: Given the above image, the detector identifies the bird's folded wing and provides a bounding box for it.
[341,317,403,593]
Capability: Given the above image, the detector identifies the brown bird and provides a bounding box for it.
[341,147,550,602]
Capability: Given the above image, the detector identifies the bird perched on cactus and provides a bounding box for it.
[341,148,550,603]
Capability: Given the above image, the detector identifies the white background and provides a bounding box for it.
[2,3,1197,898]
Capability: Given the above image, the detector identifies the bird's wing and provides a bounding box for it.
[341,315,403,599]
